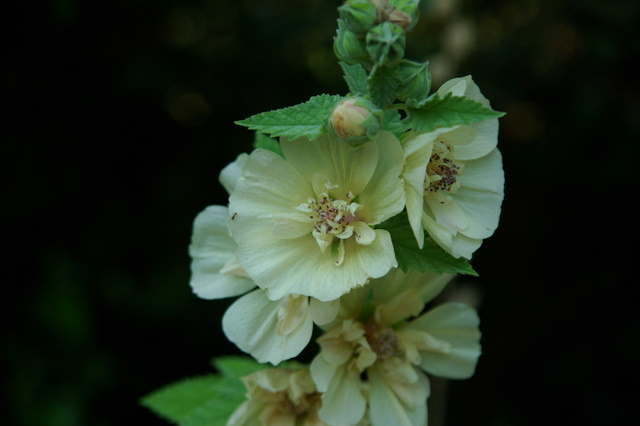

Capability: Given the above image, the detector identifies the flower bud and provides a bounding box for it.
[366,21,406,66]
[338,0,379,35]
[387,0,420,31]
[395,59,431,102]
[329,97,382,142]
[334,19,369,65]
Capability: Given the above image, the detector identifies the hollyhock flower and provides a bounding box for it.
[227,367,325,426]
[228,131,405,302]
[401,76,504,258]
[310,268,481,426]
[190,203,340,364]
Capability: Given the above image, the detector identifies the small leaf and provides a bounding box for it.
[212,356,269,379]
[379,211,478,276]
[253,132,283,157]
[340,62,369,96]
[380,108,406,138]
[368,65,402,108]
[403,92,505,132]
[236,94,343,140]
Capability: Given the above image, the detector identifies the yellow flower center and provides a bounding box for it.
[425,140,464,194]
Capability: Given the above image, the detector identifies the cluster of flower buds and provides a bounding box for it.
[335,0,420,66]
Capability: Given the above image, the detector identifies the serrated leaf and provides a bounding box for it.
[253,132,283,157]
[380,108,407,138]
[236,94,342,140]
[379,212,478,276]
[141,357,269,426]
[141,375,240,426]
[340,62,369,96]
[403,92,505,132]
[368,65,402,108]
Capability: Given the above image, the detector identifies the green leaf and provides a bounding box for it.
[236,94,343,140]
[380,108,406,138]
[340,62,369,96]
[403,92,505,132]
[141,356,268,426]
[141,375,241,426]
[379,211,478,276]
[368,65,402,108]
[212,356,269,379]
[253,132,283,157]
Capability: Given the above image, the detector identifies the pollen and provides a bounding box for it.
[425,141,464,193]
[306,192,359,238]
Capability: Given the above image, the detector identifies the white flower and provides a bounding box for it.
[227,367,325,426]
[190,201,339,365]
[402,76,504,258]
[310,268,481,426]
[228,131,406,302]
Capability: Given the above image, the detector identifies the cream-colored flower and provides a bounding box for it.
[310,268,481,426]
[228,367,325,426]
[402,76,504,258]
[228,131,405,302]
[190,201,339,365]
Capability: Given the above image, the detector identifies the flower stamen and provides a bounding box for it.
[425,141,464,193]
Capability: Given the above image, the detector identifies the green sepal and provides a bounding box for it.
[403,92,505,132]
[366,21,406,66]
[253,132,283,157]
[378,211,478,276]
[236,94,343,140]
[339,62,369,97]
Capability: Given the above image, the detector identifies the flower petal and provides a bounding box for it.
[406,302,481,379]
[219,153,248,195]
[357,131,406,225]
[281,133,378,199]
[233,215,396,302]
[222,290,313,365]
[368,363,429,426]
[188,205,255,299]
[229,149,313,218]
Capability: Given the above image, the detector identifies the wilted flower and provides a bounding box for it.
[228,367,325,426]
[310,268,481,425]
[228,131,405,302]
[401,76,504,258]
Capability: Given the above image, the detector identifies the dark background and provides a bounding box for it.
[3,0,638,425]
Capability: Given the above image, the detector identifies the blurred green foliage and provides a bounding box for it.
[3,0,638,425]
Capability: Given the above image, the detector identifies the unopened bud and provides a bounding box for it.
[388,9,413,29]
[334,19,369,65]
[387,0,420,31]
[395,60,431,102]
[366,21,406,66]
[338,0,379,35]
[329,98,382,142]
